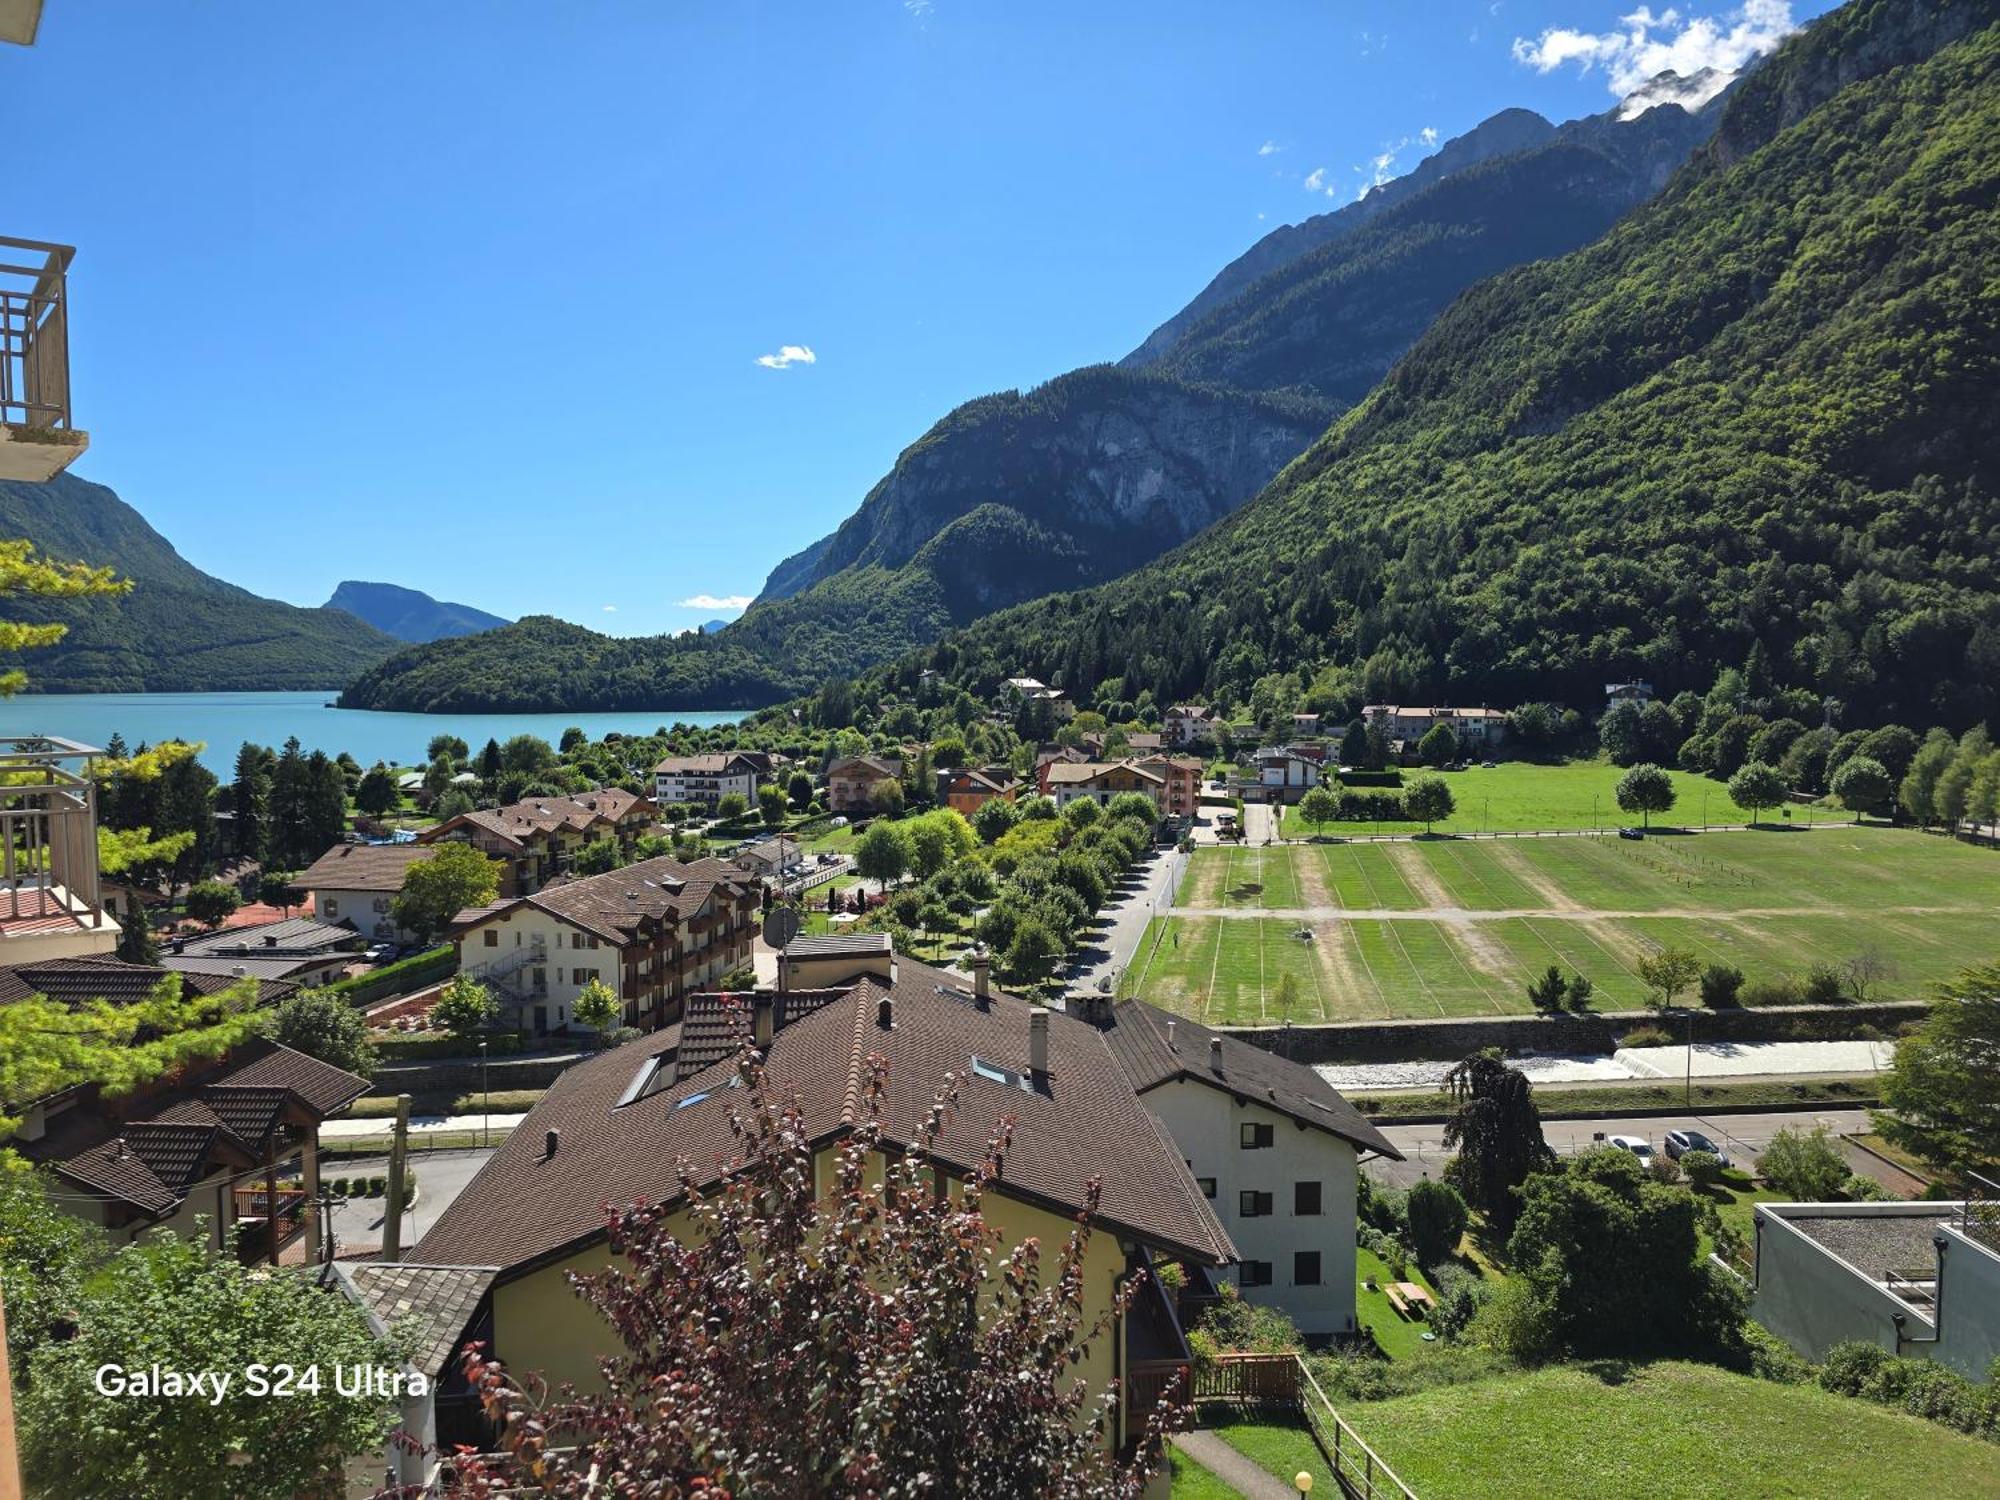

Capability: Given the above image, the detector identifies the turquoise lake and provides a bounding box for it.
[0,692,746,773]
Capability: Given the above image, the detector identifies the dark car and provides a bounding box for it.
[1664,1129,1730,1169]
[1618,827,1645,840]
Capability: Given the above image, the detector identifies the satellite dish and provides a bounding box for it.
[762,905,802,951]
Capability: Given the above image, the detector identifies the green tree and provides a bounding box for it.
[183,880,239,929]
[560,725,587,753]
[1417,720,1459,768]
[266,990,376,1075]
[304,750,349,852]
[1004,913,1063,979]
[786,769,815,810]
[573,976,622,1042]
[354,764,399,819]
[501,733,556,775]
[1598,701,1646,767]
[1877,960,2000,1178]
[854,821,914,889]
[1726,760,1788,826]
[0,1168,104,1369]
[1758,1125,1849,1201]
[391,842,501,946]
[1504,1147,1743,1359]
[1830,755,1894,822]
[1297,784,1338,837]
[1405,1179,1470,1265]
[1699,963,1745,1008]
[973,795,1019,844]
[427,733,470,764]
[1440,1050,1554,1237]
[20,1230,394,1499]
[0,538,130,697]
[1614,762,1677,829]
[715,790,750,821]
[758,782,790,828]
[432,972,498,1039]
[572,837,624,876]
[1897,729,1957,825]
[931,736,968,769]
[908,810,975,879]
[1338,719,1370,768]
[1062,796,1102,831]
[230,741,272,864]
[1637,947,1701,1011]
[116,902,160,965]
[1404,774,1454,833]
[1525,964,1567,1015]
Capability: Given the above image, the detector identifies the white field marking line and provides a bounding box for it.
[1406,841,1478,911]
[1345,843,1393,909]
[1559,913,1653,985]
[1420,913,1512,1016]
[1304,919,1334,1021]
[1258,916,1268,1023]
[1512,914,1627,1000]
[1204,916,1227,1024]
[1438,839,1520,910]
[1344,920,1395,1020]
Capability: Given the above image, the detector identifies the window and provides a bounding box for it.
[483,929,498,947]
[372,897,391,914]
[572,967,593,985]
[1294,1181,1322,1216]
[1196,1177,1217,1200]
[1294,1252,1321,1286]
[1240,1122,1274,1150]
[1239,1261,1273,1288]
[1239,1190,1273,1218]
[322,899,338,918]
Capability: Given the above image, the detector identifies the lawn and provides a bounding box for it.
[1355,1248,1442,1360]
[1122,827,1999,1024]
[1277,759,1774,839]
[1168,1449,1244,1499]
[1343,1360,2000,1499]
[1213,1418,1335,1495]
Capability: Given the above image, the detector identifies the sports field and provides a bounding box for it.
[1119,828,2000,1023]
[1277,760,1778,838]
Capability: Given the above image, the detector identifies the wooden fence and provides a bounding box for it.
[1191,1353,1418,1500]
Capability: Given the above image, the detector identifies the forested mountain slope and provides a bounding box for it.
[324,580,508,643]
[880,0,2000,734]
[0,473,399,693]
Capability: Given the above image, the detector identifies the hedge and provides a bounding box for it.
[328,945,456,1007]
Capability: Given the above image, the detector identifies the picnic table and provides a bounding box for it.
[1395,1282,1434,1315]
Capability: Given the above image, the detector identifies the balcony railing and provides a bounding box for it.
[0,236,73,432]
[0,734,104,930]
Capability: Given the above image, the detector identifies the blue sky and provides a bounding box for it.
[8,0,1833,635]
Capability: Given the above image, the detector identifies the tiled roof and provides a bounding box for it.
[669,988,852,1082]
[0,956,298,1010]
[1043,761,1164,786]
[653,753,756,776]
[1103,1001,1402,1160]
[297,842,437,892]
[826,757,901,781]
[220,1037,373,1117]
[421,789,654,853]
[324,1262,499,1379]
[173,917,359,957]
[416,959,1236,1272]
[466,855,758,947]
[783,933,892,959]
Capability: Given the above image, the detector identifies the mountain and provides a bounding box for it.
[351,78,1742,714]
[876,0,2000,734]
[1121,107,1559,369]
[324,580,509,643]
[0,473,399,692]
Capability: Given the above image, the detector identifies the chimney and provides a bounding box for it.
[545,1128,560,1158]
[1209,1035,1223,1071]
[752,992,774,1047]
[231,965,247,978]
[263,934,278,947]
[1165,1019,1177,1051]
[876,995,894,1030]
[1029,1007,1050,1077]
[970,944,991,1003]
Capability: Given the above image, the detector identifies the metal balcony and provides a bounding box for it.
[0,236,88,481]
[0,733,115,957]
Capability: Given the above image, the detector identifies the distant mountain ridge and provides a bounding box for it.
[0,473,399,693]
[345,72,1746,714]
[324,580,509,643]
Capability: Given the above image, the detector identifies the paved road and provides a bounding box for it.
[1070,842,1191,995]
[1367,1107,1874,1188]
[322,1147,494,1256]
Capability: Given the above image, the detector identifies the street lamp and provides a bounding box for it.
[478,1038,490,1148]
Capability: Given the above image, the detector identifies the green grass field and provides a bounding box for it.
[1356,1249,1443,1360]
[1121,827,2000,1023]
[1277,759,1789,838]
[1344,1361,2000,1500]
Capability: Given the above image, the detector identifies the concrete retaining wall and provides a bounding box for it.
[1224,1001,1926,1065]
[369,1052,582,1096]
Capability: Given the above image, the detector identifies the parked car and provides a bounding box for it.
[1607,1134,1654,1164]
[1618,827,1646,840]
[363,943,397,963]
[1480,760,1497,769]
[1664,1129,1731,1169]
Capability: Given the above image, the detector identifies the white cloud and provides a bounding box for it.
[1511,1,1797,99]
[755,344,817,370]
[1420,125,1440,146]
[677,593,754,612]
[601,604,617,613]
[1302,166,1335,197]
[904,0,932,17]
[1258,139,1281,156]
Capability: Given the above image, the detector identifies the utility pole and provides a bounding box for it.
[382,1094,411,1264]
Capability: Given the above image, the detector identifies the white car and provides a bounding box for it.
[1607,1134,1654,1164]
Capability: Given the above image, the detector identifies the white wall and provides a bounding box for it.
[1936,1222,2000,1382]
[310,887,416,944]
[1140,1077,1358,1336]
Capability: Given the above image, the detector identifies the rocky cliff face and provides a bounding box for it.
[790,368,1323,593]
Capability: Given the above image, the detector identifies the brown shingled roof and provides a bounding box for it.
[458,855,759,948]
[323,1262,499,1380]
[297,842,438,892]
[0,956,299,1011]
[1103,1001,1402,1160]
[416,962,1236,1273]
